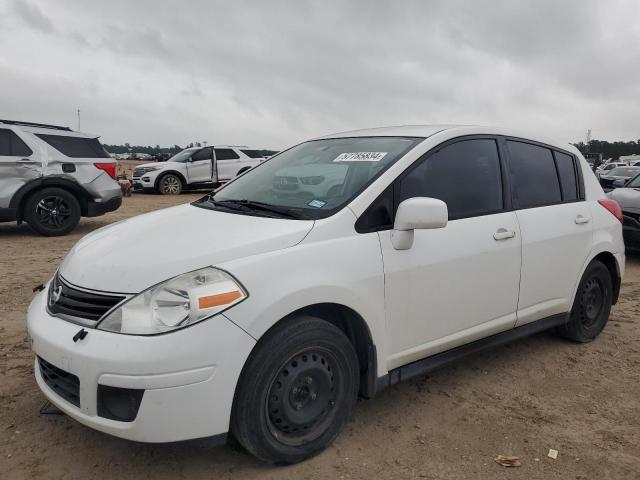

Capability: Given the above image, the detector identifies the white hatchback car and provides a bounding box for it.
[28,125,624,464]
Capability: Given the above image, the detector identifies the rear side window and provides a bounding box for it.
[554,151,578,202]
[507,141,561,209]
[215,148,240,160]
[241,149,265,158]
[36,134,110,158]
[0,129,33,156]
[398,139,503,220]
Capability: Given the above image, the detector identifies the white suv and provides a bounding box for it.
[28,125,624,464]
[132,145,266,194]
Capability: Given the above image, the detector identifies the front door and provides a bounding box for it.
[186,147,213,184]
[0,128,40,209]
[380,138,522,370]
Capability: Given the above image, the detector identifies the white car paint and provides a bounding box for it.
[27,125,624,445]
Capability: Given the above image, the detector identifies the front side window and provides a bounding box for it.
[215,148,240,160]
[0,129,33,156]
[507,141,561,209]
[397,139,503,220]
[197,136,423,220]
[36,134,109,158]
[191,147,212,161]
[168,147,200,163]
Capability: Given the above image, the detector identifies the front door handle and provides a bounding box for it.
[493,228,516,241]
[575,215,590,225]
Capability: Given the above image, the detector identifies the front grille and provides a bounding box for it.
[600,178,614,189]
[48,274,125,324]
[623,210,640,227]
[38,357,80,407]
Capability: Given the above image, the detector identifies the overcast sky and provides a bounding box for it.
[1,0,639,149]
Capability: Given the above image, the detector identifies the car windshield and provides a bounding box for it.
[195,136,423,220]
[610,167,640,177]
[168,147,200,163]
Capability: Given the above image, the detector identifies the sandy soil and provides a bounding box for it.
[1,193,639,480]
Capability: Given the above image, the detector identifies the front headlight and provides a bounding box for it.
[97,267,247,335]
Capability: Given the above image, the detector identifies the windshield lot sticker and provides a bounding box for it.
[308,199,327,208]
[333,152,387,162]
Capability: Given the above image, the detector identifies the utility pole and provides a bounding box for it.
[585,129,591,153]
[77,109,81,131]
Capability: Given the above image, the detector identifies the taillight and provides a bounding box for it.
[94,162,117,179]
[598,198,623,223]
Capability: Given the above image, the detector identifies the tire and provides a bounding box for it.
[231,316,359,464]
[23,187,81,236]
[559,260,613,342]
[157,174,183,195]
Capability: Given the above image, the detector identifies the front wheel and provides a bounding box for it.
[231,316,359,464]
[23,187,81,236]
[559,260,613,342]
[157,174,182,195]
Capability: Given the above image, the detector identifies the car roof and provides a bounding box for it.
[314,124,575,153]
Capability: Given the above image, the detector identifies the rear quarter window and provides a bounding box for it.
[36,134,110,158]
[554,151,579,202]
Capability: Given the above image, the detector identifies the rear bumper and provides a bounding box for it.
[86,195,122,217]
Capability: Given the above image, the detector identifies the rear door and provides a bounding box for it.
[505,140,592,325]
[215,148,242,181]
[0,128,39,209]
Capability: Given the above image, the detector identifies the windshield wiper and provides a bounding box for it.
[216,199,300,219]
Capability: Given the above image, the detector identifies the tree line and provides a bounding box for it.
[573,139,640,159]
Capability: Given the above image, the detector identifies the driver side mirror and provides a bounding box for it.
[613,179,627,188]
[391,197,448,250]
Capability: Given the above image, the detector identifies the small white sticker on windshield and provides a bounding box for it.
[333,152,388,162]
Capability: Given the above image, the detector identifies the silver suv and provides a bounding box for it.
[0,119,122,236]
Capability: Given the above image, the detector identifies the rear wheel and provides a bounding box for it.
[24,187,81,236]
[559,260,613,342]
[231,316,359,464]
[157,174,182,195]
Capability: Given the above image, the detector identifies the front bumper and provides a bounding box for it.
[27,289,255,443]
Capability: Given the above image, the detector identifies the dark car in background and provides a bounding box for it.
[607,173,640,250]
[599,166,640,191]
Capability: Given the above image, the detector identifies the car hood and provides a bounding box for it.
[59,203,314,293]
[608,188,640,212]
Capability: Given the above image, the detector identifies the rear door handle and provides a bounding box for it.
[575,215,590,225]
[493,228,516,241]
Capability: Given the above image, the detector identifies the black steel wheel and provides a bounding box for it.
[158,174,182,195]
[231,316,359,464]
[24,187,80,236]
[559,260,613,342]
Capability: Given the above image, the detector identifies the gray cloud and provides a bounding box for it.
[1,0,639,148]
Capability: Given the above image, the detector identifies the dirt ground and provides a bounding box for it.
[1,193,639,480]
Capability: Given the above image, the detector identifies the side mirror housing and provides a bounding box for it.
[391,197,448,250]
[613,179,626,188]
